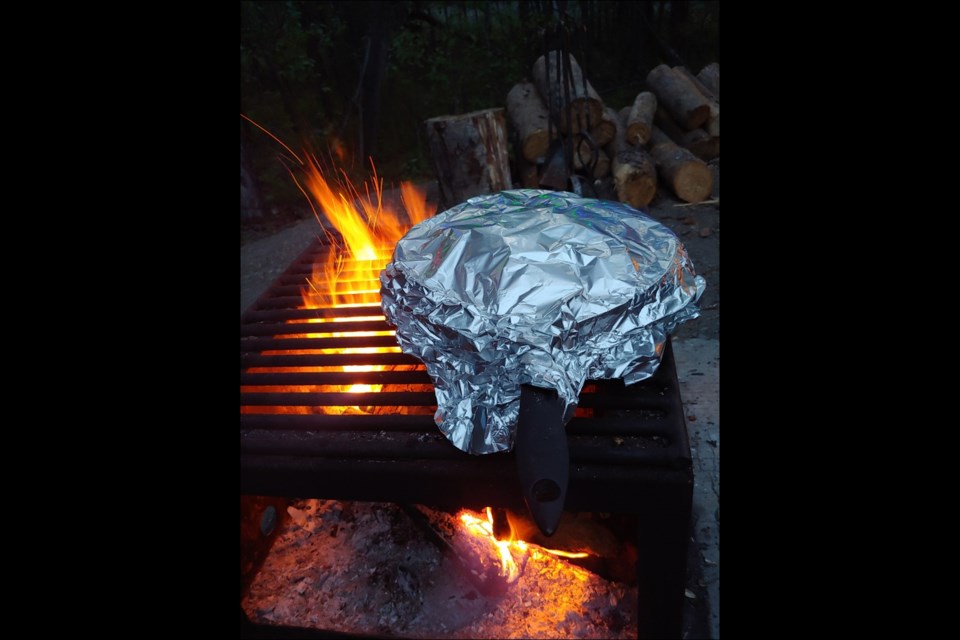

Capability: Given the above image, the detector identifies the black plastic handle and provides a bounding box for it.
[515,384,569,537]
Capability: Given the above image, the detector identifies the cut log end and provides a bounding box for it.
[521,132,550,164]
[531,52,604,135]
[671,162,713,203]
[560,100,604,135]
[613,165,657,209]
[680,105,710,131]
[612,148,657,208]
[589,112,617,148]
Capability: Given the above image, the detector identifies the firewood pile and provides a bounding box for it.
[506,55,719,207]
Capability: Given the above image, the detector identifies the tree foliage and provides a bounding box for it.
[241,1,718,213]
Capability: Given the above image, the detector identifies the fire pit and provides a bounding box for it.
[240,170,694,638]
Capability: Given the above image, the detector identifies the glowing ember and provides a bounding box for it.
[458,507,590,584]
[242,500,636,638]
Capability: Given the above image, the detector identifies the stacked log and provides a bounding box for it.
[588,107,617,148]
[625,91,657,146]
[654,107,718,161]
[502,58,719,204]
[648,126,713,203]
[531,51,604,134]
[572,136,610,179]
[506,81,551,163]
[645,64,710,130]
[606,107,657,208]
[697,62,720,99]
[672,66,719,138]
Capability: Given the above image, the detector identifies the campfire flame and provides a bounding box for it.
[299,156,432,310]
[246,154,433,412]
[458,507,590,584]
[296,157,433,404]
[240,137,436,415]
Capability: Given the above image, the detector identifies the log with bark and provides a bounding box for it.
[654,107,719,161]
[649,126,713,203]
[697,62,720,99]
[506,81,551,163]
[645,64,710,130]
[672,66,719,137]
[425,108,512,208]
[531,51,604,134]
[625,91,657,146]
[605,107,657,209]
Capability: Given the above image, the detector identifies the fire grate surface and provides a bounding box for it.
[241,236,693,638]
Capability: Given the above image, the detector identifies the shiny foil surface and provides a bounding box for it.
[380,190,705,454]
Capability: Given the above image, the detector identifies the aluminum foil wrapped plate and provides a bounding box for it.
[380,189,705,455]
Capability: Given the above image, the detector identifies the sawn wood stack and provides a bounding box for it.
[504,56,719,205]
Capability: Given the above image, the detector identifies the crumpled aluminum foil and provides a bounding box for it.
[380,189,705,455]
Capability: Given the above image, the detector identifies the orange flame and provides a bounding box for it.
[240,116,435,416]
[457,507,590,584]
[292,155,434,406]
[299,156,433,310]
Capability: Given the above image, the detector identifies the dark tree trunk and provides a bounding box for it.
[241,131,265,220]
[361,2,390,161]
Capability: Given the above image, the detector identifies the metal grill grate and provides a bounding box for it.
[240,235,693,638]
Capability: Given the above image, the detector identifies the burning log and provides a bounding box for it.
[425,108,512,208]
[645,64,710,131]
[531,51,604,134]
[407,505,525,596]
[649,126,714,203]
[673,65,720,138]
[654,107,719,161]
[506,81,551,163]
[625,91,657,146]
[606,107,657,209]
[698,62,720,99]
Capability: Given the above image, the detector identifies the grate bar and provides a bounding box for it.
[241,335,400,352]
[241,352,419,368]
[241,371,431,386]
[241,320,391,337]
[241,391,438,407]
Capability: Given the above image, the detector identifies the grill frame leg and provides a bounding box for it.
[634,475,694,639]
